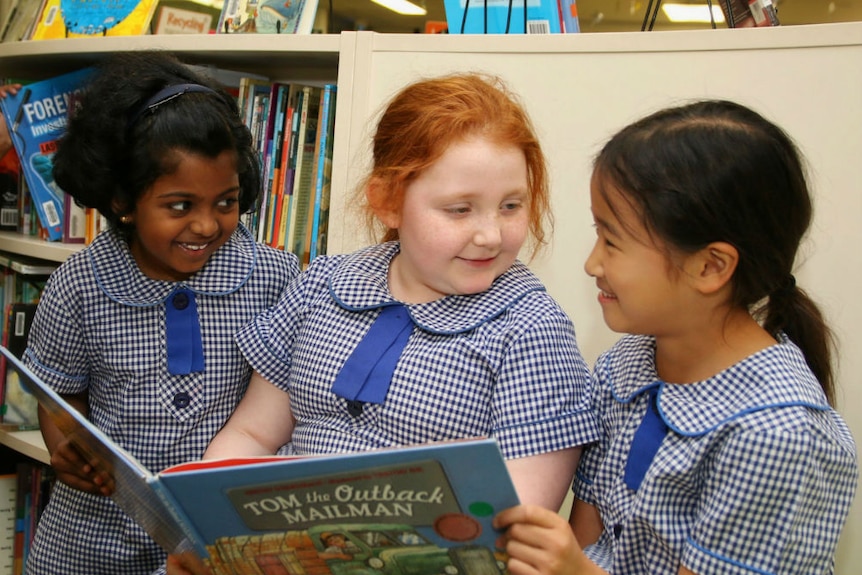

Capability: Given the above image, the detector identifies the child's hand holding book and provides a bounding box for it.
[49,436,115,496]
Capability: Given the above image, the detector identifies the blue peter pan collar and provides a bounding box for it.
[606,334,832,437]
[89,224,258,306]
[328,241,546,334]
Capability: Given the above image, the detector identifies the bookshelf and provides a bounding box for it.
[0,24,860,573]
[0,231,81,262]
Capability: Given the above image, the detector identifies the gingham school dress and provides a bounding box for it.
[236,241,600,459]
[573,334,858,575]
[23,225,299,575]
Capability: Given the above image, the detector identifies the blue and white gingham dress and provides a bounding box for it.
[236,241,600,459]
[23,225,300,575]
[573,334,858,574]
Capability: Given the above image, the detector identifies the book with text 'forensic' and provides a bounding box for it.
[0,67,94,242]
[0,345,518,575]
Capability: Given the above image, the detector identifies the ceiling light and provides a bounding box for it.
[662,3,726,23]
[371,0,427,16]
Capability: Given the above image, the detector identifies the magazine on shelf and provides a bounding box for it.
[0,345,518,575]
[0,304,38,429]
[29,0,159,39]
[216,0,318,35]
[444,0,562,34]
[0,67,94,242]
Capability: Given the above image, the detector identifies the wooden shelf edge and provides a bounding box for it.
[0,428,50,465]
[0,231,83,263]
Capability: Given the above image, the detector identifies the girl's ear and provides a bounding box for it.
[366,177,400,230]
[111,199,129,219]
[689,241,738,295]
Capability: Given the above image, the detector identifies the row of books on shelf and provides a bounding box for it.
[0,0,319,42]
[0,458,53,575]
[0,62,336,267]
[239,78,337,268]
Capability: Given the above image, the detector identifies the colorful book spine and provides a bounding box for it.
[305,85,336,265]
[559,0,579,32]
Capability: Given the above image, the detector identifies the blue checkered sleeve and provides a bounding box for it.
[491,306,600,459]
[683,410,858,574]
[25,257,92,392]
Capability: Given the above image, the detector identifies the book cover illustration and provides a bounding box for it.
[0,68,93,242]
[0,345,518,575]
[444,0,561,34]
[0,303,38,429]
[216,0,318,34]
[30,0,159,38]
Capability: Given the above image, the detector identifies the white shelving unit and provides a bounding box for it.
[1,25,860,572]
[0,231,82,262]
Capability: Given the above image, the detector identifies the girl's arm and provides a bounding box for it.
[569,498,603,548]
[506,447,581,510]
[203,370,295,459]
[37,393,113,495]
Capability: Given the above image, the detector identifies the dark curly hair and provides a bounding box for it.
[52,50,261,234]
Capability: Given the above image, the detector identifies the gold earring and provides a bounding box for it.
[120,215,132,224]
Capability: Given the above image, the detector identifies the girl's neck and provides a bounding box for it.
[654,308,778,384]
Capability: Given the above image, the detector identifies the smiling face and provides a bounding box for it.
[126,150,241,282]
[584,172,698,337]
[380,135,530,304]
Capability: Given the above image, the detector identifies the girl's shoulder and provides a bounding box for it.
[46,229,121,287]
[254,241,301,275]
[596,335,850,441]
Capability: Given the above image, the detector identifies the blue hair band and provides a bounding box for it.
[127,83,217,130]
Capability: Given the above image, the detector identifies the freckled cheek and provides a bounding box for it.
[502,221,529,250]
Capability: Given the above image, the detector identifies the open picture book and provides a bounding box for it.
[0,345,518,575]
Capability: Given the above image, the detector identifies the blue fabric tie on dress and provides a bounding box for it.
[624,387,668,491]
[165,288,205,375]
[331,304,413,417]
